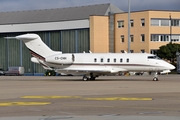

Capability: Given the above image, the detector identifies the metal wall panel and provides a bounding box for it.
[61,30,76,53]
[77,29,90,53]
[0,28,90,74]
[50,32,61,51]
[0,34,7,70]
[8,39,21,66]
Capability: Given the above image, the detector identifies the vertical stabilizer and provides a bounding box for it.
[15,34,55,59]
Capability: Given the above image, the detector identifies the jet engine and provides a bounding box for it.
[45,54,74,64]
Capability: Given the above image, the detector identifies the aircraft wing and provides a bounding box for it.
[55,67,128,76]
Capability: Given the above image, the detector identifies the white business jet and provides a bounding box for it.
[7,34,175,81]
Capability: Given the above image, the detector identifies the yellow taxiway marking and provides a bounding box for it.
[21,96,81,99]
[21,96,152,101]
[0,102,51,107]
[84,97,153,101]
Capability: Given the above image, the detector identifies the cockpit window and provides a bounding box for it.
[148,56,161,60]
[148,56,155,59]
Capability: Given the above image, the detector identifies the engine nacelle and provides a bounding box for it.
[31,57,40,64]
[45,54,74,64]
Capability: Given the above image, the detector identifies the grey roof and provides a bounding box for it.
[0,3,123,25]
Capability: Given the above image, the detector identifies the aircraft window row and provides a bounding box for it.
[94,58,130,63]
[120,59,123,62]
[101,58,103,62]
[94,58,97,62]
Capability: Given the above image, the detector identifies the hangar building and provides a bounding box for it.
[0,3,122,74]
[0,3,180,74]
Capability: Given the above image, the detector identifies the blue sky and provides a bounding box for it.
[0,0,179,12]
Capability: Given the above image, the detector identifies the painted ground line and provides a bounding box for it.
[21,96,153,101]
[0,102,51,107]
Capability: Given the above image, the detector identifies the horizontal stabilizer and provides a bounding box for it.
[4,37,16,39]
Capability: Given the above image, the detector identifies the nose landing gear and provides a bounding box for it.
[153,72,159,81]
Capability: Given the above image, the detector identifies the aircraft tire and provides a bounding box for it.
[153,77,158,81]
[83,76,88,81]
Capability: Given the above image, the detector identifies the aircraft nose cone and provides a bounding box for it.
[169,64,175,70]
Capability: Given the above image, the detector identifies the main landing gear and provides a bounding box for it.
[82,73,97,81]
[153,72,159,81]
[82,76,96,81]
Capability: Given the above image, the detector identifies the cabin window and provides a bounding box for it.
[120,58,123,62]
[94,58,97,62]
[127,59,129,63]
[101,58,103,62]
[148,56,155,59]
[107,58,110,62]
[114,59,116,63]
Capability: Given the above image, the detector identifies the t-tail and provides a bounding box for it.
[6,33,61,61]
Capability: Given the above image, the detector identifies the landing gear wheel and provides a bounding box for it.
[83,76,89,81]
[153,77,158,81]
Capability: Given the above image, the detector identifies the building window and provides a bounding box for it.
[161,19,169,26]
[130,35,134,42]
[160,35,164,41]
[151,34,180,42]
[114,58,116,63]
[151,18,180,27]
[171,35,179,42]
[141,19,145,26]
[151,34,159,41]
[171,19,180,26]
[127,59,129,63]
[94,58,97,62]
[121,35,125,43]
[151,19,159,26]
[151,49,158,55]
[130,50,134,53]
[141,49,145,53]
[141,34,145,42]
[118,20,124,28]
[160,35,170,41]
[107,58,110,63]
[130,20,134,27]
[165,35,169,41]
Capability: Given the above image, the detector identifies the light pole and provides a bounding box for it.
[128,0,131,53]
[169,13,172,42]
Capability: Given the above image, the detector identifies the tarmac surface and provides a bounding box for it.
[0,75,180,120]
